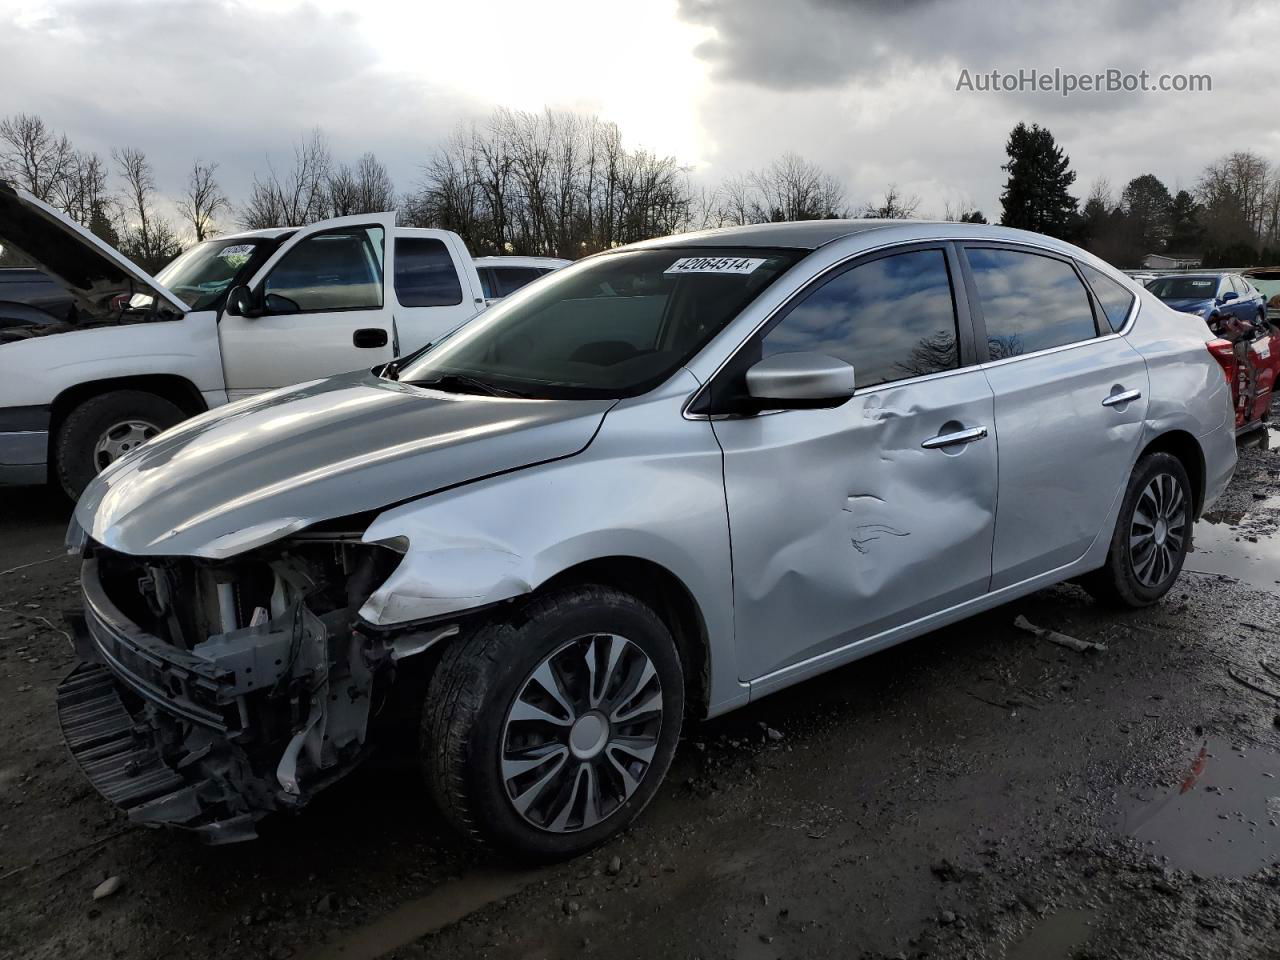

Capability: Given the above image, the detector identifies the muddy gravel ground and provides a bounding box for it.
[3,428,1280,960]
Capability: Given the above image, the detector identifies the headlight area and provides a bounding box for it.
[59,530,454,844]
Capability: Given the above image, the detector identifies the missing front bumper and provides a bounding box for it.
[56,662,263,844]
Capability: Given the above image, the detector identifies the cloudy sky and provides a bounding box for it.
[3,0,1278,231]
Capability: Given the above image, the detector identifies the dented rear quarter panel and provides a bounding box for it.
[1122,287,1237,512]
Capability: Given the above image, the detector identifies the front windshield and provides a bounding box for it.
[395,247,804,399]
[1147,276,1220,301]
[152,238,272,310]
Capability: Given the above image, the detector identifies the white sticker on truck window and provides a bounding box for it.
[665,256,766,276]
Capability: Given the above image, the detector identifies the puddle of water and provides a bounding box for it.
[1189,497,1280,591]
[1006,908,1095,960]
[297,867,549,960]
[1122,738,1280,877]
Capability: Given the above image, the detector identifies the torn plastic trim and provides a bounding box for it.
[356,531,535,626]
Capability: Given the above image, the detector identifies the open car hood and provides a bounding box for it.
[0,180,188,316]
[74,370,614,558]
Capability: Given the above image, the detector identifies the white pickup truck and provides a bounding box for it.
[0,183,488,496]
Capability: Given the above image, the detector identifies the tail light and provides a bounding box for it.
[1206,338,1236,386]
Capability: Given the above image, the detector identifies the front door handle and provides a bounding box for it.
[353,328,389,349]
[921,425,988,450]
[1101,388,1142,407]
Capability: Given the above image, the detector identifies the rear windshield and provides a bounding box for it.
[1147,276,1219,300]
[395,247,804,399]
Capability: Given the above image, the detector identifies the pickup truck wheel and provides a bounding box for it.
[55,390,185,499]
[1081,452,1192,608]
[423,584,684,861]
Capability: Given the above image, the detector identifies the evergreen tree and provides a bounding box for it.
[998,122,1078,239]
[1166,189,1204,253]
[1120,174,1173,253]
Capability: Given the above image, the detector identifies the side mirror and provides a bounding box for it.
[745,352,856,408]
[1220,291,1239,304]
[225,284,259,318]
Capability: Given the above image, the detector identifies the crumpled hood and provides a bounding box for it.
[75,371,613,558]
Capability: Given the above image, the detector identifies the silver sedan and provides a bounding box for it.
[65,220,1236,858]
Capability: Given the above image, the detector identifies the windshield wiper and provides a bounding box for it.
[408,374,526,398]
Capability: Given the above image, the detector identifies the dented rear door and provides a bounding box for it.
[711,244,997,682]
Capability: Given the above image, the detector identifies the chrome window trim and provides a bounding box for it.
[682,234,1110,421]
[978,330,1125,370]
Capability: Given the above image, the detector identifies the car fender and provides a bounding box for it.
[357,373,746,715]
[0,311,226,409]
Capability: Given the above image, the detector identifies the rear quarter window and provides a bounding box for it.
[1079,262,1136,333]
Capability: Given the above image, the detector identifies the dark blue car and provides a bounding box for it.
[1147,272,1269,338]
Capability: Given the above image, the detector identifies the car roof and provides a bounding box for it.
[622,219,1097,254]
[626,219,911,251]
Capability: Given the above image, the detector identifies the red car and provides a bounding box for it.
[1205,311,1280,432]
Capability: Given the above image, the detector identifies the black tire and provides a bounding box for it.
[423,584,684,861]
[1081,452,1192,608]
[54,390,185,499]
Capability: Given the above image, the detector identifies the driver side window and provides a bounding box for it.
[263,226,384,314]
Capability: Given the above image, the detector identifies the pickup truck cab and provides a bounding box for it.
[0,182,486,496]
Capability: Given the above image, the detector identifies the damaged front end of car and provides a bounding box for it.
[57,528,455,844]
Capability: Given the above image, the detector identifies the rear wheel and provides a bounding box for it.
[54,390,185,499]
[1081,452,1192,607]
[423,584,684,860]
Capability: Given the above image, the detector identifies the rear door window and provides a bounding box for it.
[966,247,1097,359]
[395,237,464,307]
[1078,262,1135,333]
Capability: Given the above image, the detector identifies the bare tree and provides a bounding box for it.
[750,153,846,221]
[408,107,693,257]
[55,150,117,239]
[176,159,228,242]
[327,151,395,216]
[241,128,333,228]
[114,146,180,271]
[1086,176,1114,210]
[861,184,921,219]
[1197,151,1272,249]
[941,196,986,223]
[0,113,75,202]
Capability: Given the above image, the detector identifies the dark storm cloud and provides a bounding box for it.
[678,0,1213,95]
[0,0,472,215]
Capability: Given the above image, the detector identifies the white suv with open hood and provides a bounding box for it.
[0,182,487,496]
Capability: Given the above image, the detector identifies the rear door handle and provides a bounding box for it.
[921,425,988,449]
[353,328,388,349]
[1101,388,1142,407]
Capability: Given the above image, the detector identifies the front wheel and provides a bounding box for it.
[54,390,186,500]
[423,584,684,860]
[1081,452,1192,607]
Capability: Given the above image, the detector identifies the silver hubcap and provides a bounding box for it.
[501,633,663,833]
[93,419,160,471]
[1130,472,1187,587]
